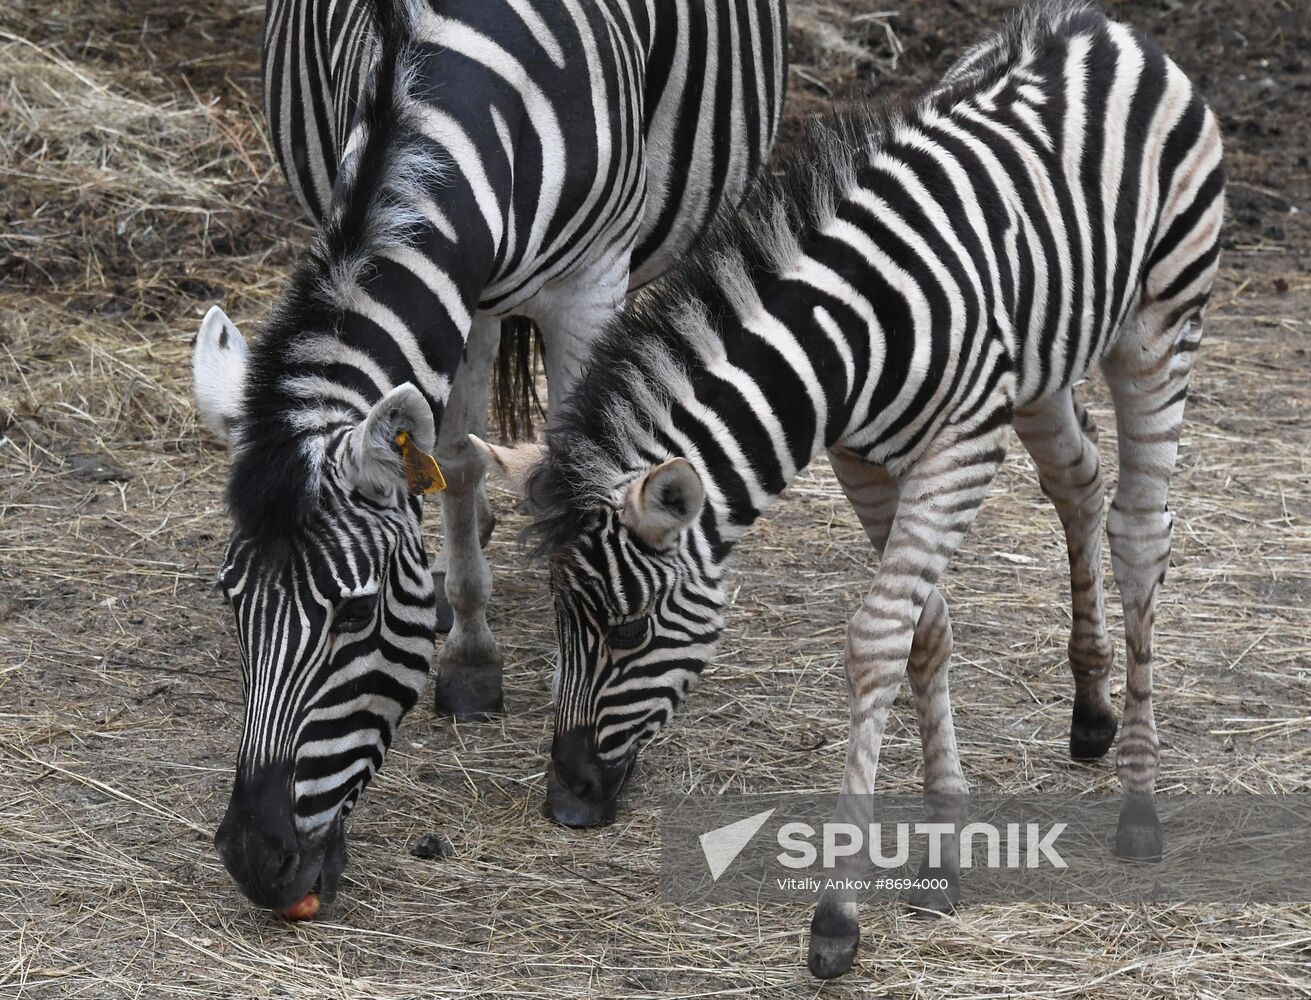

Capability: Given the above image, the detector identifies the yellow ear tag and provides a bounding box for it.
[395,430,446,495]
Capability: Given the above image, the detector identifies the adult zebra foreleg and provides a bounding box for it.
[1101,302,1206,861]
[828,449,965,917]
[1013,391,1117,761]
[810,425,1008,979]
[530,258,631,425]
[530,261,632,722]
[432,342,497,636]
[433,316,505,719]
[463,260,631,730]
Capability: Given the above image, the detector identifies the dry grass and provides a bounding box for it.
[2,1,1310,997]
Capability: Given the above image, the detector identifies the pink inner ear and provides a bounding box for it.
[477,440,547,497]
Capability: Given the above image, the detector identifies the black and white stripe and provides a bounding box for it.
[263,0,378,221]
[220,479,433,832]
[508,0,1224,976]
[262,0,788,284]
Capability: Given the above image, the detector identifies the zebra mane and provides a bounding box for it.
[228,0,444,542]
[928,0,1099,104]
[526,0,1102,554]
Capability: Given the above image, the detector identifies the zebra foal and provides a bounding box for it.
[480,0,1224,978]
[191,0,785,915]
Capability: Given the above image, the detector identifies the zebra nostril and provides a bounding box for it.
[554,752,604,803]
[561,764,598,801]
[570,765,601,802]
[551,727,608,803]
[272,849,300,885]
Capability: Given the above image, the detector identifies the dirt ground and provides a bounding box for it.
[2,0,1308,997]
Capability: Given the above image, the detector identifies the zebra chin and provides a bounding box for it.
[213,763,348,914]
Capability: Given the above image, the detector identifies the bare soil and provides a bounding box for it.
[2,1,1308,997]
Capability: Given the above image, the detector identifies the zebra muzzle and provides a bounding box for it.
[214,767,349,913]
[545,761,620,828]
[275,817,347,919]
[544,730,635,828]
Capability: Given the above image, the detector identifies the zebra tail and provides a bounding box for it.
[491,316,545,442]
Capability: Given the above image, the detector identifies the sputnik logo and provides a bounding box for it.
[698,808,776,881]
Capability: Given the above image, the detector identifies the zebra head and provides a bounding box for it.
[476,438,726,827]
[194,306,438,912]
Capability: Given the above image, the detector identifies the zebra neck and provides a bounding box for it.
[263,0,380,219]
[288,238,488,421]
[234,0,523,538]
[228,209,490,542]
[668,274,868,554]
[257,36,513,438]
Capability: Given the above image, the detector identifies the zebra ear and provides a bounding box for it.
[345,384,443,501]
[470,435,545,498]
[193,305,248,446]
[622,458,704,549]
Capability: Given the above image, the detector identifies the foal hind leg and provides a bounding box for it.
[1013,391,1116,760]
[829,450,964,916]
[1102,301,1206,860]
[433,315,505,719]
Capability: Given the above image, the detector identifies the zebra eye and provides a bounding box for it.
[333,594,379,634]
[606,617,648,650]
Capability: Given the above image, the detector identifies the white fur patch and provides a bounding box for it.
[193,305,248,445]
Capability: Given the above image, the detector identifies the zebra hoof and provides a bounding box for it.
[1114,793,1163,862]
[1069,701,1118,761]
[434,664,504,721]
[807,907,859,979]
[431,573,455,634]
[434,683,504,721]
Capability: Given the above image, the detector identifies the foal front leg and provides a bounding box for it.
[829,451,965,915]
[809,427,1007,979]
[433,316,505,719]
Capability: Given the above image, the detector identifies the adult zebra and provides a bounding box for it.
[480,0,1224,978]
[193,0,786,914]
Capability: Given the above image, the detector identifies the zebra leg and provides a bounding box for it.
[828,451,965,917]
[432,447,495,635]
[431,510,497,634]
[1101,304,1204,861]
[809,428,1007,979]
[1013,391,1117,761]
[903,590,965,916]
[531,264,630,699]
[433,315,505,720]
